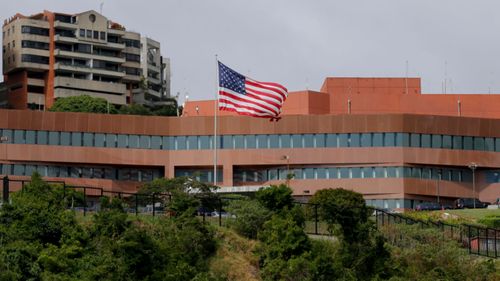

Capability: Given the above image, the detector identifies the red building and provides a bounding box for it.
[1,77,499,209]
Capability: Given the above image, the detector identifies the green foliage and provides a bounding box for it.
[50,95,118,114]
[256,184,294,212]
[477,214,500,228]
[226,198,271,239]
[383,224,499,281]
[118,103,153,115]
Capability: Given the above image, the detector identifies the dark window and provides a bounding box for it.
[93,30,99,39]
[100,31,106,40]
[21,26,49,36]
[86,30,92,38]
[21,54,49,64]
[123,39,140,48]
[74,43,91,53]
[124,53,140,62]
[79,29,85,37]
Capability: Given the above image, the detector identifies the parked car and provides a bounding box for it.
[415,202,442,211]
[454,198,489,209]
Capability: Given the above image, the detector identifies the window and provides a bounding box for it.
[79,29,85,37]
[117,134,128,148]
[304,134,314,147]
[373,133,383,146]
[71,132,82,146]
[48,132,59,145]
[123,39,140,48]
[339,134,348,147]
[21,40,49,50]
[453,136,463,150]
[21,54,49,64]
[14,130,25,144]
[86,29,92,38]
[361,133,372,147]
[151,136,162,149]
[328,168,338,179]
[94,133,105,147]
[124,53,140,62]
[74,43,91,53]
[431,134,442,148]
[316,168,327,179]
[61,132,71,146]
[199,136,210,149]
[100,31,106,40]
[269,135,279,148]
[473,137,485,151]
[234,135,244,149]
[485,138,494,151]
[186,136,197,149]
[21,26,49,36]
[375,167,385,178]
[326,134,337,147]
[396,133,410,147]
[37,131,48,145]
[257,135,268,149]
[140,136,151,149]
[315,134,325,147]
[291,134,302,148]
[222,135,233,149]
[83,133,93,147]
[349,133,360,147]
[463,136,473,150]
[129,135,140,148]
[442,135,452,149]
[26,130,36,144]
[106,134,117,148]
[93,30,99,39]
[410,133,420,147]
[176,136,186,150]
[362,167,373,178]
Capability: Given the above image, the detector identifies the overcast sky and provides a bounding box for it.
[3,0,500,102]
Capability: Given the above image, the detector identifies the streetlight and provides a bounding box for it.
[468,162,478,209]
[436,169,442,205]
[281,155,291,186]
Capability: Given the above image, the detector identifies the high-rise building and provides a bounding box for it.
[2,10,171,110]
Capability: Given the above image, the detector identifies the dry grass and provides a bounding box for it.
[209,227,261,281]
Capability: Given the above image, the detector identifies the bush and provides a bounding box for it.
[226,199,271,239]
[478,215,500,228]
[256,184,294,212]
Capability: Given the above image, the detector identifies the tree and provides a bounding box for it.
[226,198,272,239]
[118,104,152,115]
[256,184,294,212]
[50,95,118,114]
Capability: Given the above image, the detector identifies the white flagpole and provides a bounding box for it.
[214,55,219,186]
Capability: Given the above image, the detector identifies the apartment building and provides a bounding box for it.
[2,10,170,110]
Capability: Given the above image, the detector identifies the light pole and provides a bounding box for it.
[436,169,442,205]
[281,155,290,186]
[468,162,478,209]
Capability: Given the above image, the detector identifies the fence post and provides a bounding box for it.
[2,176,9,203]
[135,194,138,216]
[495,229,498,258]
[218,198,222,227]
[382,211,385,226]
[314,204,319,235]
[468,225,472,254]
[486,228,489,257]
[375,209,378,227]
[83,187,87,217]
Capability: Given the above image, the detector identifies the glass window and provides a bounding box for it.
[13,164,25,176]
[384,133,395,146]
[442,135,452,149]
[71,132,82,146]
[422,168,431,179]
[463,136,473,150]
[484,138,494,151]
[14,130,25,144]
[291,134,302,148]
[176,136,186,150]
[94,133,105,147]
[60,166,69,178]
[83,133,93,147]
[279,169,288,180]
[117,134,128,148]
[328,168,338,179]
[26,130,36,144]
[139,136,150,149]
[86,29,92,38]
[268,169,278,180]
[269,135,279,148]
[339,168,349,178]
[496,138,500,152]
[304,168,314,179]
[361,133,372,147]
[100,31,106,40]
[442,169,452,181]
[293,169,303,179]
[410,133,420,147]
[351,167,361,178]
[245,135,256,149]
[151,136,162,149]
[60,132,71,146]
[93,30,98,39]
[411,167,421,178]
[222,135,233,149]
[473,137,485,151]
[304,134,314,147]
[316,168,326,179]
[421,134,431,148]
[199,136,210,149]
[451,170,461,182]
[375,167,385,178]
[373,133,383,147]
[128,135,139,148]
[280,134,291,148]
[362,167,373,178]
[48,132,59,145]
[79,29,85,37]
[403,167,412,177]
[187,136,197,150]
[339,133,348,147]
[326,134,337,147]
[234,135,245,149]
[453,136,463,150]
[431,135,442,148]
[104,168,115,179]
[431,168,441,180]
[396,133,410,147]
[257,135,268,149]
[37,131,48,145]
[106,134,117,148]
[25,165,36,176]
[349,133,360,147]
[387,167,397,177]
[315,134,325,148]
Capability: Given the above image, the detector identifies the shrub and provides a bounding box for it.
[226,199,271,239]
[256,184,294,212]
[478,215,500,228]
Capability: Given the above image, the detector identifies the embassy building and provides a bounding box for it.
[1,77,499,209]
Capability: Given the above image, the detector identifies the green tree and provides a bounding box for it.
[256,184,294,212]
[118,104,152,116]
[50,95,118,114]
[226,198,272,239]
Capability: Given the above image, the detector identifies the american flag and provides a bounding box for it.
[218,61,288,120]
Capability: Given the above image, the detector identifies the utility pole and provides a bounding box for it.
[468,162,478,209]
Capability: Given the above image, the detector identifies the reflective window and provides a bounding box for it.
[421,134,431,148]
[14,130,25,144]
[361,133,372,147]
[453,136,463,150]
[26,130,36,144]
[83,133,93,147]
[234,135,245,149]
[326,134,337,147]
[422,168,431,179]
[396,133,410,147]
[304,168,314,179]
[350,133,360,147]
[129,135,140,148]
[269,135,279,148]
[373,133,383,147]
[222,135,233,149]
[386,167,397,177]
[411,167,421,178]
[351,167,361,178]
[473,137,485,151]
[328,167,338,179]
[245,135,256,149]
[199,136,210,149]
[339,168,349,178]
[463,136,473,150]
[485,138,494,151]
[339,134,348,147]
[442,135,452,149]
[384,133,395,146]
[304,134,314,148]
[268,169,278,180]
[410,133,420,147]
[431,135,442,148]
[117,134,128,148]
[187,136,197,150]
[13,164,25,176]
[94,133,105,147]
[61,132,71,146]
[105,134,117,148]
[496,138,500,152]
[316,168,326,179]
[315,134,325,147]
[362,167,373,178]
[176,136,186,150]
[375,167,385,178]
[71,132,82,146]
[37,131,48,145]
[140,136,151,149]
[280,134,291,148]
[291,134,302,148]
[151,136,162,149]
[257,135,268,149]
[293,169,303,179]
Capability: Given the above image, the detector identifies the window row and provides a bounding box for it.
[21,40,49,50]
[21,54,49,64]
[233,166,473,183]
[21,26,49,36]
[79,28,106,40]
[2,129,500,152]
[0,163,163,182]
[174,168,224,184]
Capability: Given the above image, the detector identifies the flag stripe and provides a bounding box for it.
[219,87,280,114]
[219,90,278,116]
[219,99,275,117]
[246,79,287,100]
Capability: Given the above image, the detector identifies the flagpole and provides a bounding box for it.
[214,55,218,186]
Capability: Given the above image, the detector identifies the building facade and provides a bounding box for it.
[0,76,499,209]
[2,10,170,110]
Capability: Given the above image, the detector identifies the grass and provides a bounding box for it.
[405,208,500,226]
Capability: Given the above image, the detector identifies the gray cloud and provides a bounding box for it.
[2,0,500,102]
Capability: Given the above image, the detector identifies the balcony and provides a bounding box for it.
[54,34,78,44]
[91,67,126,78]
[54,20,77,30]
[27,78,45,87]
[54,76,126,95]
[54,62,90,73]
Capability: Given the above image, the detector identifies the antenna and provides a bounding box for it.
[444,60,448,94]
[100,2,104,14]
[405,60,409,94]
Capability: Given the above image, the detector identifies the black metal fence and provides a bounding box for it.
[373,208,499,258]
